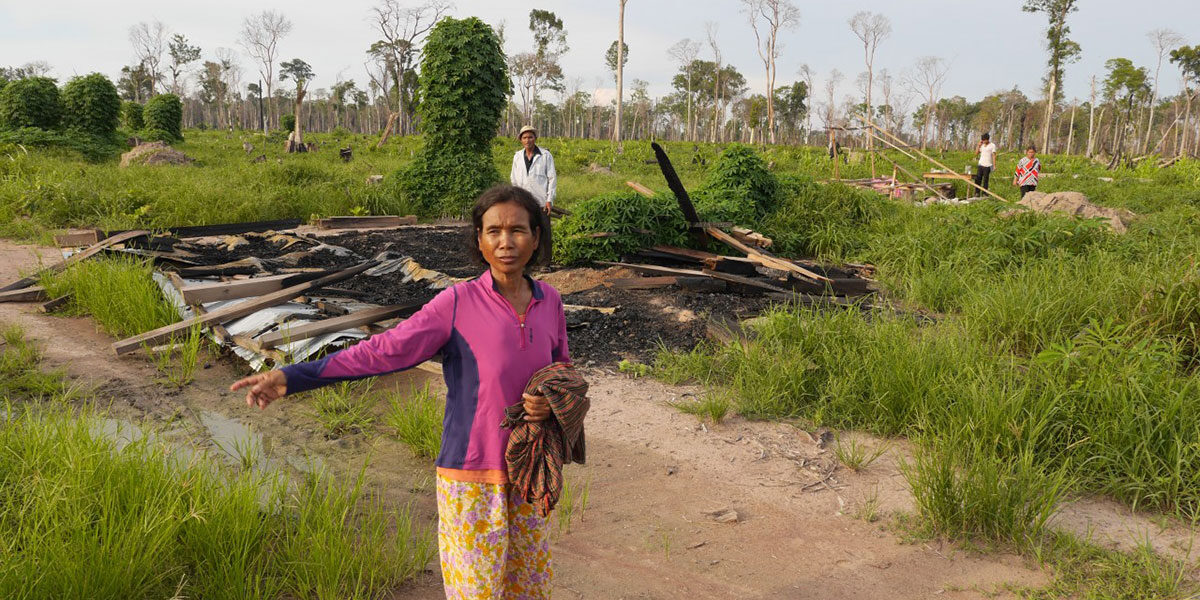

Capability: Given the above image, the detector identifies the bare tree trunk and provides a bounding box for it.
[1042,73,1057,153]
[613,0,627,152]
[1086,78,1098,157]
[1066,101,1077,155]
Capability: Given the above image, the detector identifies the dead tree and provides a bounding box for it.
[240,10,293,134]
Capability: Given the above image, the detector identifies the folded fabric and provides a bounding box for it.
[502,362,589,516]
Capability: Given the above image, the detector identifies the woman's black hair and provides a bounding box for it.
[467,185,548,267]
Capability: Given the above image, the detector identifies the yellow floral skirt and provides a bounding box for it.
[436,473,552,599]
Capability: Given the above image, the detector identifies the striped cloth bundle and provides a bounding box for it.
[502,362,589,517]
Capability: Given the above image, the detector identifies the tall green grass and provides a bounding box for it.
[384,383,444,459]
[0,405,434,599]
[40,255,178,338]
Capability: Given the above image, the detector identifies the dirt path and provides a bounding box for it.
[1,240,1193,599]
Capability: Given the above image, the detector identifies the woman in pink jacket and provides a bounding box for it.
[232,185,569,599]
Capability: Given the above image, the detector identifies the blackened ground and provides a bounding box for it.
[561,286,775,366]
[336,271,442,307]
[324,227,482,279]
[185,236,297,265]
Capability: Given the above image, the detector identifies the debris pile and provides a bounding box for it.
[3,146,880,370]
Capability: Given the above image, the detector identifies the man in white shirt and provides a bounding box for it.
[973,132,998,192]
[510,125,557,214]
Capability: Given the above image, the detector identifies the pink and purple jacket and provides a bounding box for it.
[281,270,570,472]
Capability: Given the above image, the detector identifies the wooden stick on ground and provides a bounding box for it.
[0,286,48,303]
[111,260,379,355]
[703,227,831,284]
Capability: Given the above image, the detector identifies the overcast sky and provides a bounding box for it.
[3,0,1197,107]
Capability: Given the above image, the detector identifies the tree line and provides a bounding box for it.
[3,0,1199,160]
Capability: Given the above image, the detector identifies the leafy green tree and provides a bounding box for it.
[1104,58,1150,156]
[774,81,807,142]
[1022,0,1081,152]
[117,63,154,102]
[279,58,314,144]
[143,93,183,141]
[605,41,629,83]
[0,76,61,130]
[166,34,201,95]
[61,73,121,137]
[1170,46,1200,156]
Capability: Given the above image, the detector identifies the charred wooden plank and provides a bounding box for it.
[111,260,379,355]
[39,294,71,313]
[0,286,48,303]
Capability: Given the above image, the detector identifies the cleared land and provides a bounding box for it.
[2,133,1200,597]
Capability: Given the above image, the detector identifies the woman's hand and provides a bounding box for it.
[231,370,288,410]
[522,393,551,422]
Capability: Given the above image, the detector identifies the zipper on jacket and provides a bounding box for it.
[487,275,541,351]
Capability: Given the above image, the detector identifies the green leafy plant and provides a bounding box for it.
[280,113,296,133]
[121,101,143,131]
[553,191,688,265]
[416,16,510,153]
[60,73,121,137]
[143,93,183,142]
[0,76,61,130]
[617,359,650,378]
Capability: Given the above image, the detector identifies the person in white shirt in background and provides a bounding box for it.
[973,132,998,192]
[510,125,556,264]
[510,126,557,214]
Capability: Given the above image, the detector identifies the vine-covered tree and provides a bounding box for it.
[0,76,61,130]
[61,73,121,137]
[395,16,511,216]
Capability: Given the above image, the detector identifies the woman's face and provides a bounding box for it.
[477,201,539,278]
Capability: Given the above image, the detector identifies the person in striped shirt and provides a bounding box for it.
[1014,146,1041,198]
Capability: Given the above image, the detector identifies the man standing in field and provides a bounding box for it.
[973,132,998,192]
[510,125,556,265]
[1014,145,1041,199]
[511,126,557,215]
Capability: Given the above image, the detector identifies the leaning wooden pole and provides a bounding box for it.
[856,114,1010,203]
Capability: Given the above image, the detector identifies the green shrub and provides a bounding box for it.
[121,101,143,131]
[553,191,689,265]
[417,16,510,154]
[0,76,61,130]
[760,178,885,259]
[61,73,120,137]
[693,143,779,223]
[392,149,498,218]
[143,94,182,142]
[280,113,296,133]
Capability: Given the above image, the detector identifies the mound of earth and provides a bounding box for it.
[1018,191,1135,233]
[120,141,194,167]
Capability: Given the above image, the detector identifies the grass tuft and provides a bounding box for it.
[306,380,377,438]
[384,383,444,459]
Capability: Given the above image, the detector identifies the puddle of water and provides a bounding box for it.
[198,410,269,470]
